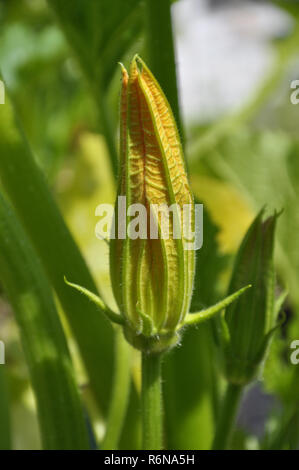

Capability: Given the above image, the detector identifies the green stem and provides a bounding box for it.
[102,329,131,450]
[144,0,184,142]
[142,352,163,450]
[212,382,243,450]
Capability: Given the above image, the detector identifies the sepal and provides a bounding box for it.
[183,285,251,328]
[64,277,124,326]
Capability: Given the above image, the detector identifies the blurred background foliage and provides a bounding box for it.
[0,0,298,449]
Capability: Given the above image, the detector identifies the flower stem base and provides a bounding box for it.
[142,352,163,450]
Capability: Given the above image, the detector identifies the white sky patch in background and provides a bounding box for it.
[173,0,293,123]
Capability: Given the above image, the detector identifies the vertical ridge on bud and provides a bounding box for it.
[110,56,195,352]
[137,57,194,330]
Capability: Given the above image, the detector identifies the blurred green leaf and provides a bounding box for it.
[163,207,228,449]
[163,325,216,450]
[195,127,299,446]
[266,406,299,450]
[47,0,143,175]
[224,211,278,385]
[119,381,142,450]
[47,0,142,90]
[0,193,89,449]
[0,75,114,415]
[0,20,90,178]
[191,202,229,312]
[273,1,299,20]
[195,129,299,312]
[0,23,66,88]
[101,329,131,450]
[263,328,299,446]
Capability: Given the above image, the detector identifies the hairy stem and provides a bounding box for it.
[142,352,163,450]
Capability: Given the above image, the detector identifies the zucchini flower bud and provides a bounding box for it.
[110,56,195,353]
[222,210,284,384]
[64,56,250,355]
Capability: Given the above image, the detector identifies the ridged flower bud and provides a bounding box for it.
[110,56,195,352]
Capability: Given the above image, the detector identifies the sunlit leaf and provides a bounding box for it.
[0,194,90,449]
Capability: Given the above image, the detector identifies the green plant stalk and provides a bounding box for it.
[142,352,163,450]
[0,194,90,449]
[0,369,11,450]
[212,382,243,450]
[102,328,131,450]
[144,0,183,142]
[0,80,114,415]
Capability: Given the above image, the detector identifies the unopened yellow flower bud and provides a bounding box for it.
[110,55,195,352]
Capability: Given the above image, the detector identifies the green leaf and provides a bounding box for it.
[47,0,142,90]
[197,128,299,320]
[190,201,229,312]
[119,381,142,450]
[163,325,216,449]
[144,0,182,135]
[0,75,114,415]
[0,193,89,449]
[273,1,299,20]
[224,210,279,385]
[163,207,228,449]
[47,0,143,176]
[267,407,299,450]
[101,328,131,450]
